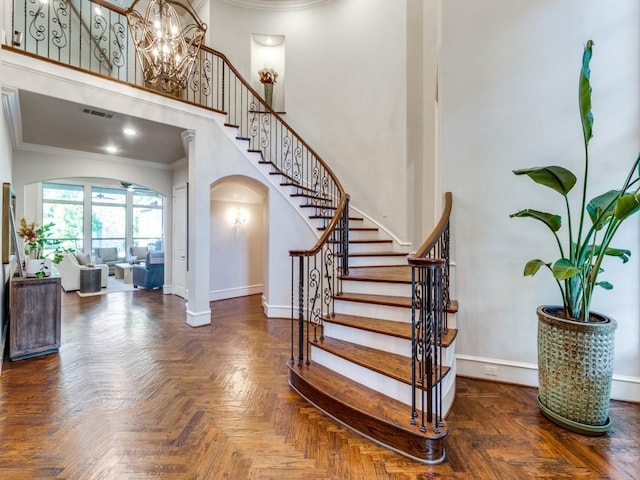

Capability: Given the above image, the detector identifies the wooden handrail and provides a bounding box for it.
[289,194,350,257]
[202,43,346,198]
[408,192,452,263]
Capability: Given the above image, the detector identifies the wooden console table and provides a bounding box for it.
[9,275,61,361]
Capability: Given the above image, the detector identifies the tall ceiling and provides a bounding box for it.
[12,91,186,165]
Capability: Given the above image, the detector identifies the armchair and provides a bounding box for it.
[56,252,108,292]
[128,246,148,263]
[95,247,123,275]
[132,251,164,290]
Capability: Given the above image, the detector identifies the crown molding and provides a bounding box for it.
[2,86,23,148]
[219,0,331,10]
[14,141,176,171]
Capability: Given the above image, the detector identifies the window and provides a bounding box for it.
[92,187,127,256]
[41,182,165,261]
[42,183,84,251]
[133,190,163,251]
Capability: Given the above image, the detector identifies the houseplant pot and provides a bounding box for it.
[26,258,51,277]
[537,306,616,435]
[511,40,640,434]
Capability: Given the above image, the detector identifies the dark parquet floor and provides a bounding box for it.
[0,291,638,479]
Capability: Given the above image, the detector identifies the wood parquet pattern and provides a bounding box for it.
[1,292,638,479]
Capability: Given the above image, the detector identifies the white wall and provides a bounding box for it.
[210,179,266,300]
[1,75,15,374]
[441,0,640,395]
[210,0,411,242]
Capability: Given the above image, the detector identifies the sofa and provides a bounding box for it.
[132,251,164,290]
[56,252,109,292]
[94,247,123,275]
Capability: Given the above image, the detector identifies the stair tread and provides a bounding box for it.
[290,192,333,201]
[318,226,378,232]
[288,362,446,437]
[280,182,317,194]
[311,215,363,221]
[324,313,458,347]
[335,292,412,308]
[349,251,408,257]
[301,204,337,210]
[335,292,458,314]
[313,337,450,387]
[288,363,447,463]
[334,239,392,244]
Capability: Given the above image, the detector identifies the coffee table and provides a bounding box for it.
[114,263,133,284]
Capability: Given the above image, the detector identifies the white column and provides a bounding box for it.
[183,129,211,327]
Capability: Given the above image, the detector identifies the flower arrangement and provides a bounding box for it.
[18,219,58,260]
[258,67,278,85]
[18,219,73,277]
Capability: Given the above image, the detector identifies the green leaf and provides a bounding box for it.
[603,247,631,263]
[579,40,594,146]
[614,192,640,221]
[523,259,549,276]
[510,209,562,232]
[513,166,577,196]
[596,281,613,290]
[587,190,619,229]
[552,258,580,280]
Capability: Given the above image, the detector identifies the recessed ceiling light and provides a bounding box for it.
[105,145,118,154]
[123,128,137,136]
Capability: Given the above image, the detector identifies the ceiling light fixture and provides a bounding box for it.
[126,0,207,95]
[123,128,138,136]
[105,145,118,154]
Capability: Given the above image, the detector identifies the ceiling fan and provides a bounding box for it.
[121,181,152,192]
[95,191,116,200]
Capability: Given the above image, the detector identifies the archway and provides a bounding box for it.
[209,176,268,302]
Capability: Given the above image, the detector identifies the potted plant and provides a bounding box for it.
[17,218,73,278]
[511,40,640,435]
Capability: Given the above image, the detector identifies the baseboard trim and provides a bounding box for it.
[456,354,640,403]
[185,306,211,327]
[209,284,263,302]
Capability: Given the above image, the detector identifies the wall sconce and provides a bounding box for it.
[228,207,248,226]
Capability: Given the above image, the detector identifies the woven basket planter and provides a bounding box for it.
[537,305,617,436]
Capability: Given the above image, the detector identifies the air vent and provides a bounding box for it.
[82,108,113,119]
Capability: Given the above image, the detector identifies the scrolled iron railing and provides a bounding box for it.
[407,192,452,433]
[289,194,349,367]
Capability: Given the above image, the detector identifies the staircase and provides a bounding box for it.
[6,0,457,463]
[287,205,458,465]
[215,76,457,465]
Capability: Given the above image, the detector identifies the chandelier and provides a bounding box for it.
[126,0,207,94]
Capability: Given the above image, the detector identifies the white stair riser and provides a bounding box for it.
[324,323,457,369]
[347,242,394,254]
[348,256,407,267]
[334,300,411,322]
[311,346,456,414]
[324,323,411,357]
[341,279,411,297]
[348,230,383,241]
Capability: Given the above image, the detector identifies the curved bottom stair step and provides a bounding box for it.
[288,362,448,465]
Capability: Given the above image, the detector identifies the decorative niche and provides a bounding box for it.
[251,34,285,112]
